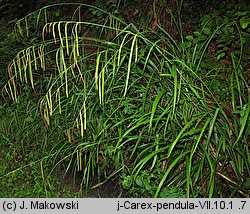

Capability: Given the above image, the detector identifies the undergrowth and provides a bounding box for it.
[0,93,74,197]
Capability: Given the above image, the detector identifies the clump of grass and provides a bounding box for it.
[2,2,250,197]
